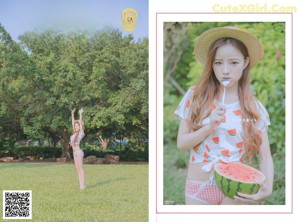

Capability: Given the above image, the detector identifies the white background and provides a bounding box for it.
[149,0,300,221]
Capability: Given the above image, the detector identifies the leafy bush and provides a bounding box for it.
[13,146,62,159]
[83,140,148,161]
[0,143,148,162]
[114,142,148,161]
[175,157,187,169]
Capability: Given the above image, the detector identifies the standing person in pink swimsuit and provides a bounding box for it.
[71,108,86,190]
[175,26,274,205]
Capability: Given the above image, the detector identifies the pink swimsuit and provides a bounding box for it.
[70,130,85,156]
[175,87,270,204]
[70,130,85,147]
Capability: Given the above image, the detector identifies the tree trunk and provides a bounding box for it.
[60,129,71,162]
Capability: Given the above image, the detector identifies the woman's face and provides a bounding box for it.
[74,122,80,131]
[213,44,249,88]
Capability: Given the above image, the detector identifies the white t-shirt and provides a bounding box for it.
[174,87,270,172]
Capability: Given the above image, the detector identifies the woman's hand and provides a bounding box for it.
[208,104,226,131]
[233,181,272,204]
[79,108,84,114]
[234,130,274,204]
[71,108,76,114]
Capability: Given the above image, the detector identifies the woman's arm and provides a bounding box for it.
[78,108,84,132]
[177,105,225,151]
[71,108,76,131]
[177,119,213,151]
[258,129,274,196]
[234,129,274,203]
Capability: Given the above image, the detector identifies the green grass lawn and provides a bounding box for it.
[164,142,188,205]
[0,163,148,222]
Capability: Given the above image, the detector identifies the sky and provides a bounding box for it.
[0,0,148,42]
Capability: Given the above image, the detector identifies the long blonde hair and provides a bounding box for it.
[190,38,262,165]
[73,121,81,146]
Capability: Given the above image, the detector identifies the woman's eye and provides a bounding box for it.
[232,61,239,65]
[214,62,222,65]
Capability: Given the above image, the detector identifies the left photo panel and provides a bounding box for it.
[0,0,148,221]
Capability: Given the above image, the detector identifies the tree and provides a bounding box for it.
[18,29,148,160]
[0,23,32,147]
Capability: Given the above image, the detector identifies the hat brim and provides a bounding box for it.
[194,27,264,69]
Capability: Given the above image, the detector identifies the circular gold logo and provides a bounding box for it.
[122,8,138,32]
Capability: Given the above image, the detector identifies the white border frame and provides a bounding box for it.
[155,13,292,214]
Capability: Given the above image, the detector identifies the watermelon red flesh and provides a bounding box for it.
[217,163,264,183]
[214,162,265,199]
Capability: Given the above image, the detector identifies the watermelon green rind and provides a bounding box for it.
[214,162,264,199]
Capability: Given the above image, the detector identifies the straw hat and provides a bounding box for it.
[194,26,264,69]
[122,8,138,32]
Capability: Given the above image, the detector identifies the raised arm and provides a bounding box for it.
[78,108,84,132]
[71,108,76,131]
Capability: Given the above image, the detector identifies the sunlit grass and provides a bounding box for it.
[163,142,188,205]
[0,163,148,222]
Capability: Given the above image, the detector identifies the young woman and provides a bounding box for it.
[175,26,274,205]
[70,108,86,190]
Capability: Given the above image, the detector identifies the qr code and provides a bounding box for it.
[3,190,32,219]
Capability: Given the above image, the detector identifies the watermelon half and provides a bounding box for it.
[214,162,265,199]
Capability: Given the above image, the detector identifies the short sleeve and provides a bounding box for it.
[256,101,270,132]
[174,87,194,120]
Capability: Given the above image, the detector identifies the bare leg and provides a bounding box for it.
[74,150,85,189]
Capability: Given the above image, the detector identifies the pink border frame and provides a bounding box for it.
[156,12,293,215]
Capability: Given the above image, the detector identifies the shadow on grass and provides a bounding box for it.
[88,177,130,189]
[0,163,57,169]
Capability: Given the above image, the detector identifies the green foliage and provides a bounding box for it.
[175,157,187,169]
[83,145,148,162]
[116,144,148,162]
[11,146,61,159]
[0,142,148,161]
[164,22,286,205]
[262,152,285,204]
[19,29,147,142]
[233,23,285,154]
[163,93,181,144]
[0,23,32,145]
[164,142,188,204]
[1,24,148,160]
